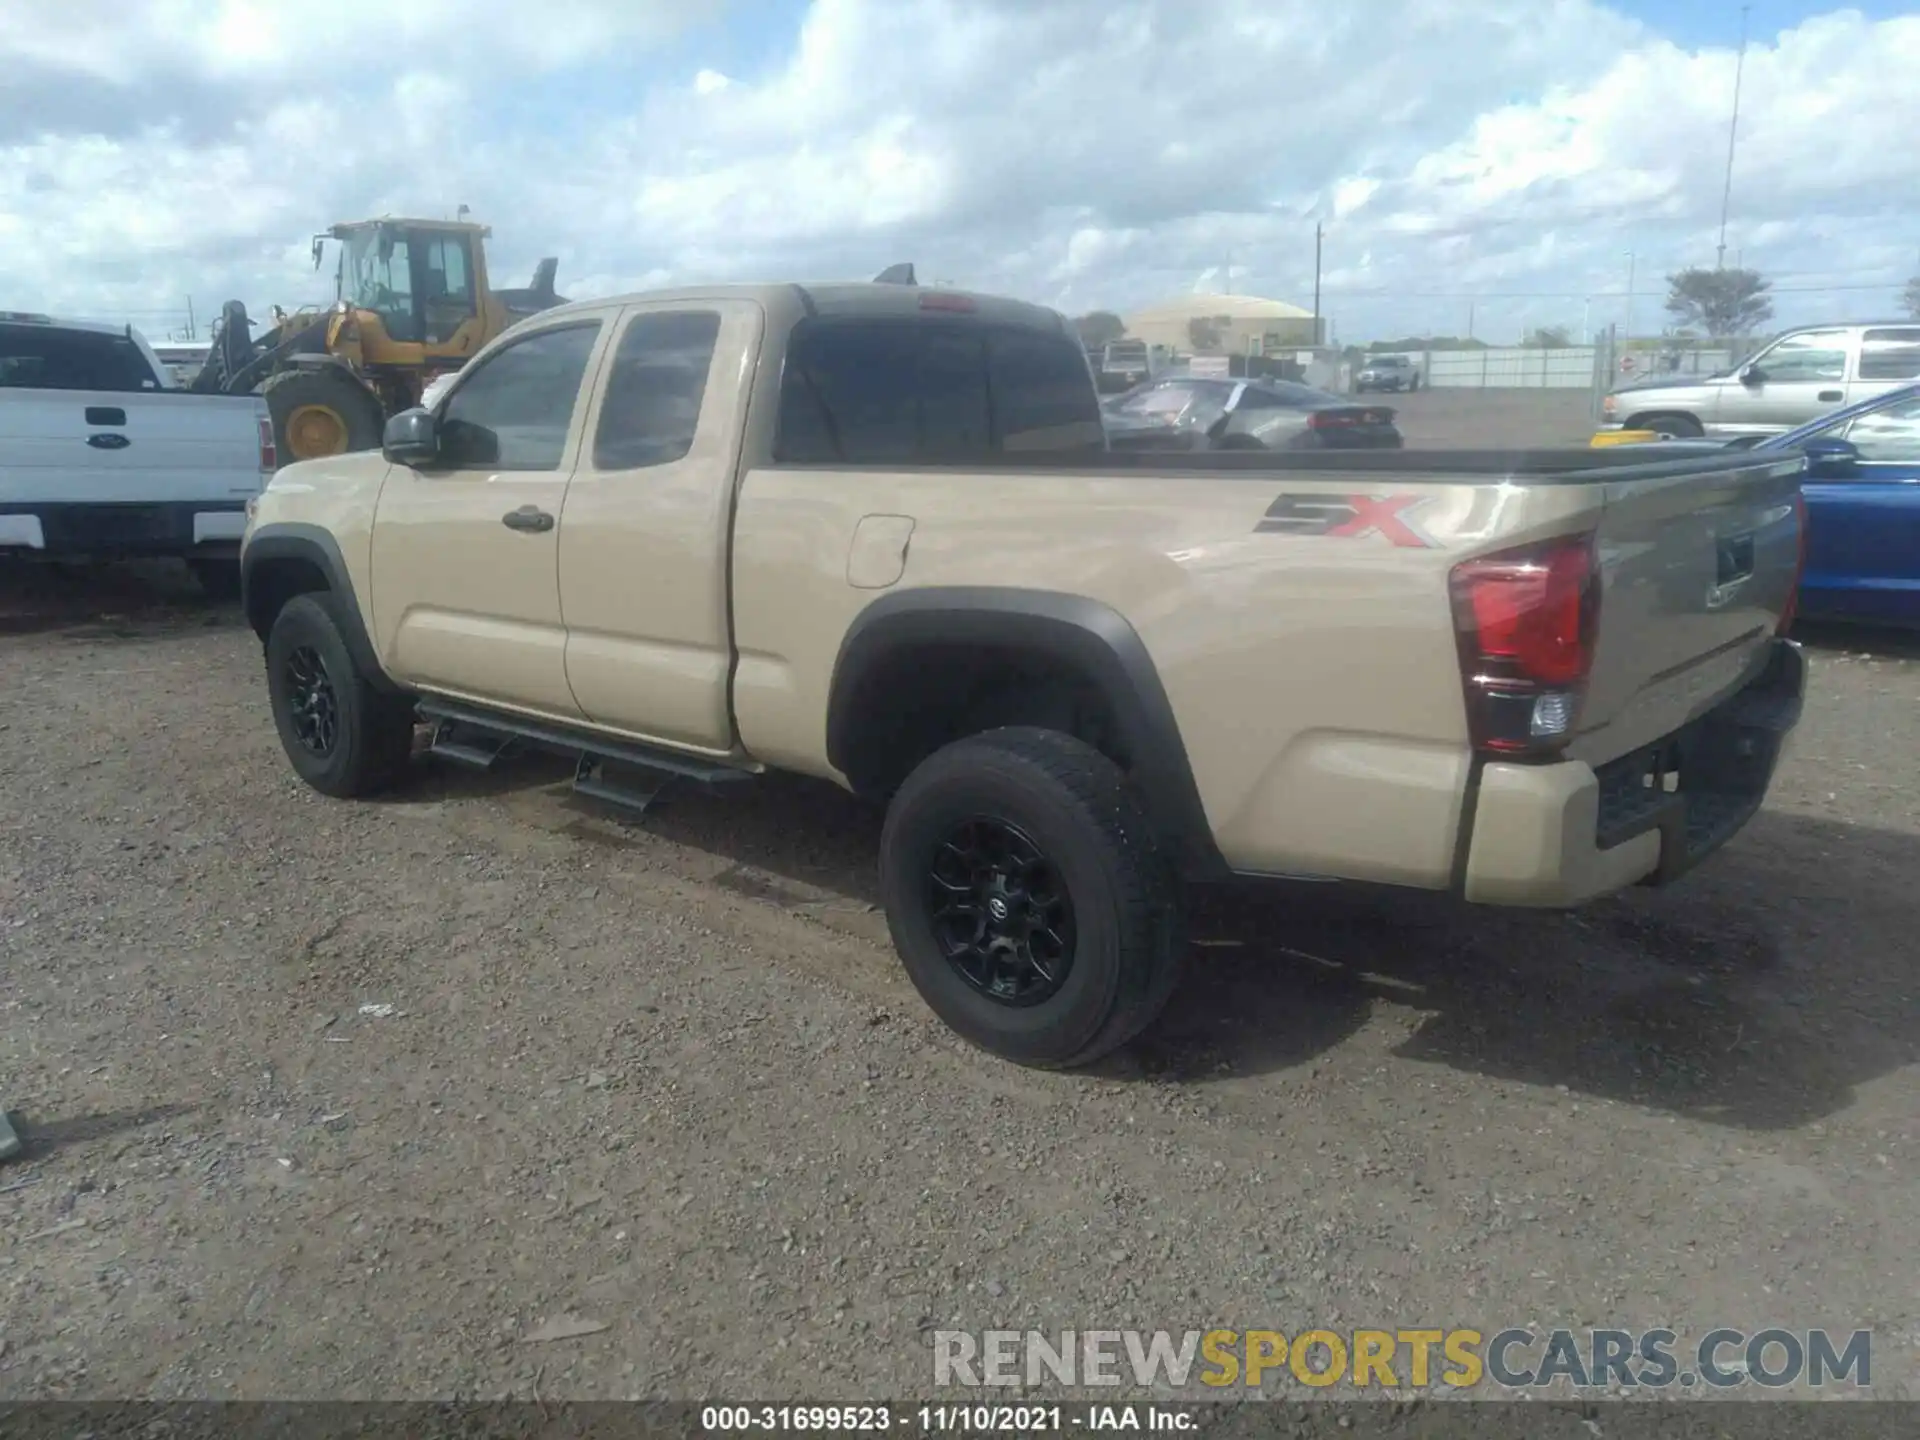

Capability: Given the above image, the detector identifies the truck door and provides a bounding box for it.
[1725,328,1852,433]
[369,316,608,718]
[556,300,760,753]
[1801,392,1920,624]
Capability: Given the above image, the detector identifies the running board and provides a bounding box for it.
[416,699,756,816]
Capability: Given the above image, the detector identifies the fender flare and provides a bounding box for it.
[241,522,402,694]
[827,587,1228,880]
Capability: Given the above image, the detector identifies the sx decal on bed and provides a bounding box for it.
[1254,493,1436,549]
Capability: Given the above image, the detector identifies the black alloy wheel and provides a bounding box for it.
[926,817,1077,1006]
[283,645,339,756]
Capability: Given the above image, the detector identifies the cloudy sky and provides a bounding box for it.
[2,0,1914,346]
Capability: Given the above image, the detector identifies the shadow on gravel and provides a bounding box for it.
[0,559,235,638]
[518,761,1915,1132]
[1143,809,1920,1131]
[6,1101,198,1160]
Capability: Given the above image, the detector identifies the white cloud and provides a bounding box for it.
[2,0,1915,344]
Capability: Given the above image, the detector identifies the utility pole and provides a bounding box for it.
[1624,251,1637,340]
[1311,223,1323,345]
[186,296,196,341]
[1716,3,1751,270]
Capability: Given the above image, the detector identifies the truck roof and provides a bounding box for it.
[531,281,1073,336]
[0,312,145,338]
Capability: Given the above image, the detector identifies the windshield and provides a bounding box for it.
[341,228,415,336]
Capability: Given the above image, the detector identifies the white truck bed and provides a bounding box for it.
[1,315,272,562]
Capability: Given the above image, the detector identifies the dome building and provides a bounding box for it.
[1120,293,1323,357]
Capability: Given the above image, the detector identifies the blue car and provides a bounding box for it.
[1757,382,1920,627]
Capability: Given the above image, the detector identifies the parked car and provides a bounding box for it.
[1590,383,1920,627]
[1104,374,1403,450]
[241,276,1804,1069]
[1355,354,1421,393]
[1,312,275,594]
[1597,321,1920,441]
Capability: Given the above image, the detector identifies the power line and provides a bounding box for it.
[1716,3,1752,270]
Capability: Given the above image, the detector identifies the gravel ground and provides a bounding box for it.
[1,545,1917,1412]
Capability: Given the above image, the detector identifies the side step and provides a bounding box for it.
[416,698,756,817]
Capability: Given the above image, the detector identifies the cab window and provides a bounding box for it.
[1840,395,1920,464]
[593,310,722,470]
[1752,330,1848,383]
[436,322,601,471]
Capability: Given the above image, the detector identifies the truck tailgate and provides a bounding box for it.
[1572,451,1805,765]
[0,389,268,505]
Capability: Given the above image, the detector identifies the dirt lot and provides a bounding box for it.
[2,409,1917,1410]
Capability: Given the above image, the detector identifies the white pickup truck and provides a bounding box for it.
[1,312,274,594]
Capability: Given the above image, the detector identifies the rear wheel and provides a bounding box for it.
[879,727,1184,1069]
[1633,412,1703,440]
[264,592,416,797]
[265,368,385,463]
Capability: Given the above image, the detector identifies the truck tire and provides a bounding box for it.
[879,726,1184,1069]
[264,592,416,797]
[265,368,384,463]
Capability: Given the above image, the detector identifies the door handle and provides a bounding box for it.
[1818,390,1842,402]
[501,505,555,533]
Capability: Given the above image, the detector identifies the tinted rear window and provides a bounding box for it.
[1859,328,1920,382]
[775,318,1105,463]
[0,325,159,392]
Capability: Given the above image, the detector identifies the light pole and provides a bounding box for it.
[1716,4,1752,270]
[1311,222,1323,344]
[1624,251,1637,340]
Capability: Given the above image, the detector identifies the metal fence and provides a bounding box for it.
[1421,347,1596,390]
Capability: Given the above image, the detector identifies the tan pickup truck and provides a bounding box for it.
[240,277,1810,1068]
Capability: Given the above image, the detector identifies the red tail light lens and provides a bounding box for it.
[1777,490,1807,635]
[258,415,277,473]
[1450,534,1601,755]
[918,291,975,312]
[1309,410,1358,429]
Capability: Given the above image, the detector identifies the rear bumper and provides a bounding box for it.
[1460,638,1806,906]
[0,502,250,560]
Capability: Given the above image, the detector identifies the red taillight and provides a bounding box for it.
[1309,410,1357,429]
[258,416,277,473]
[1777,490,1807,634]
[918,291,975,312]
[1450,534,1601,756]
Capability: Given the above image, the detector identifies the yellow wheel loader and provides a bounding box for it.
[190,217,565,463]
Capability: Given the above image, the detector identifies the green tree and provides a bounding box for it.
[1523,325,1574,349]
[1187,316,1224,352]
[1664,267,1773,337]
[1073,311,1127,347]
[1903,276,1920,321]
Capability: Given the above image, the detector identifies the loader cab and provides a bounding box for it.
[329,220,490,353]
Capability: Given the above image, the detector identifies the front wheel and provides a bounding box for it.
[879,727,1184,1069]
[264,593,417,797]
[1634,412,1704,440]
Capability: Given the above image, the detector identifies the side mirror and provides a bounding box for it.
[382,407,439,467]
[1740,364,1766,387]
[1801,435,1860,477]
